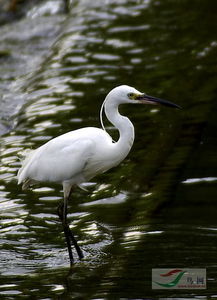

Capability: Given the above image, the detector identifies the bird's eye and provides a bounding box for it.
[128,93,135,100]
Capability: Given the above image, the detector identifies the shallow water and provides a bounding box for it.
[0,0,217,298]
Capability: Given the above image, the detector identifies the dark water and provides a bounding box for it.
[0,0,217,298]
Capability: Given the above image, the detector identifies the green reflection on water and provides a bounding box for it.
[0,0,217,298]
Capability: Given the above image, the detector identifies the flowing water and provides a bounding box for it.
[0,0,217,298]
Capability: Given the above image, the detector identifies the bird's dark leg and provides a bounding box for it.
[57,184,84,265]
[57,200,74,265]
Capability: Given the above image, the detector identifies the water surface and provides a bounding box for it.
[0,0,217,298]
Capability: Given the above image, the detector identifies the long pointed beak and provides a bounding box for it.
[137,94,181,109]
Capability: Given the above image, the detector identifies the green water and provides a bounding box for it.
[0,0,217,298]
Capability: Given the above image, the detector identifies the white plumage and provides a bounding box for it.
[18,85,139,190]
[17,84,179,264]
[18,127,123,186]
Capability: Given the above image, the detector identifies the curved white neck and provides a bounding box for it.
[104,97,135,157]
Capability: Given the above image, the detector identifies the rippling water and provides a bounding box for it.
[0,0,217,298]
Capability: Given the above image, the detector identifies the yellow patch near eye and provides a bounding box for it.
[128,93,138,100]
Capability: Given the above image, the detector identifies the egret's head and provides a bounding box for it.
[108,85,181,108]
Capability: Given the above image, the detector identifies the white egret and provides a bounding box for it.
[17,85,180,265]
